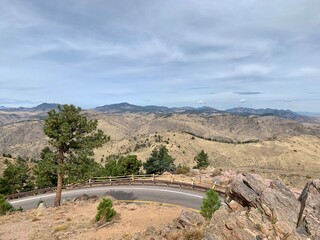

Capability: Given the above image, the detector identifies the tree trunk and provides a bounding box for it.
[54,171,63,207]
[54,150,64,207]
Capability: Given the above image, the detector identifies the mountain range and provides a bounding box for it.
[1,102,320,188]
[1,102,316,121]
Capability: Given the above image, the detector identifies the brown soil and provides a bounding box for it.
[0,198,186,240]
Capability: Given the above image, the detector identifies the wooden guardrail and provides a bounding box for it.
[6,174,227,200]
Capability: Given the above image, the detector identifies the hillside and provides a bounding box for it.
[0,110,320,187]
[0,120,46,158]
[1,111,319,158]
[95,131,320,187]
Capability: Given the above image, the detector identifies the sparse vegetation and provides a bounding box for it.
[200,189,221,220]
[95,198,117,223]
[176,164,190,174]
[134,142,147,151]
[184,131,259,144]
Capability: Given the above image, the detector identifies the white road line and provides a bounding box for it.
[9,187,204,204]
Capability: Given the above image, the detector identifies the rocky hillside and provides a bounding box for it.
[2,173,318,239]
[135,173,320,240]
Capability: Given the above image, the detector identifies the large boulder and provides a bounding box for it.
[177,210,205,229]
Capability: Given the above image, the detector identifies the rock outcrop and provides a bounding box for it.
[296,179,320,238]
[205,173,320,240]
[135,173,320,240]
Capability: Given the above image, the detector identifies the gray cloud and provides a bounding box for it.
[0,0,320,111]
[187,87,210,90]
[234,92,263,95]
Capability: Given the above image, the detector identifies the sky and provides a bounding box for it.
[1,0,320,111]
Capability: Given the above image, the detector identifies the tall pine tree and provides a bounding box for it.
[44,104,108,206]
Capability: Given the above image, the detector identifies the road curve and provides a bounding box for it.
[9,186,206,210]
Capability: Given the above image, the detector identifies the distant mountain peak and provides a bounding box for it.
[0,103,59,112]
[31,103,59,112]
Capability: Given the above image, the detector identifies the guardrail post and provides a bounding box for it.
[192,177,195,187]
[109,176,112,183]
[152,174,155,181]
[131,174,134,181]
[171,174,175,182]
[212,181,216,190]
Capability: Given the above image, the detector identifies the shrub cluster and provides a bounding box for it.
[0,194,14,215]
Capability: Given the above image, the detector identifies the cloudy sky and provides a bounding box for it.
[1,0,320,111]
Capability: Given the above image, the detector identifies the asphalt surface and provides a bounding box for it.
[9,186,206,210]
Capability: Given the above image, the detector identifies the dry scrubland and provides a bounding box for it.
[0,112,320,188]
[95,132,320,188]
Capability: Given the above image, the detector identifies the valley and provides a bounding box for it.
[0,103,319,188]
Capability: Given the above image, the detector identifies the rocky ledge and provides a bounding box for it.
[205,173,320,240]
[136,173,320,240]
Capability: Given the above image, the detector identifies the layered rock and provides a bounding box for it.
[134,173,320,240]
[205,173,319,240]
[296,180,320,238]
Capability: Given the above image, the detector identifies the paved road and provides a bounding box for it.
[9,186,206,210]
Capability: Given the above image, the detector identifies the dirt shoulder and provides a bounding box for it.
[0,197,187,240]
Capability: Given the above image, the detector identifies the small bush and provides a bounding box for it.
[95,199,116,223]
[37,199,46,208]
[200,189,221,220]
[176,164,190,174]
[0,194,14,215]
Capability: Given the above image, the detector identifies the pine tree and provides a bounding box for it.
[0,157,33,194]
[194,150,209,169]
[143,145,176,174]
[200,189,221,220]
[43,104,108,206]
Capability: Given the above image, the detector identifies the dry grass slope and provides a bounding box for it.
[0,111,319,187]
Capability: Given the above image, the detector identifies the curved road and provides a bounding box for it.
[9,186,206,210]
